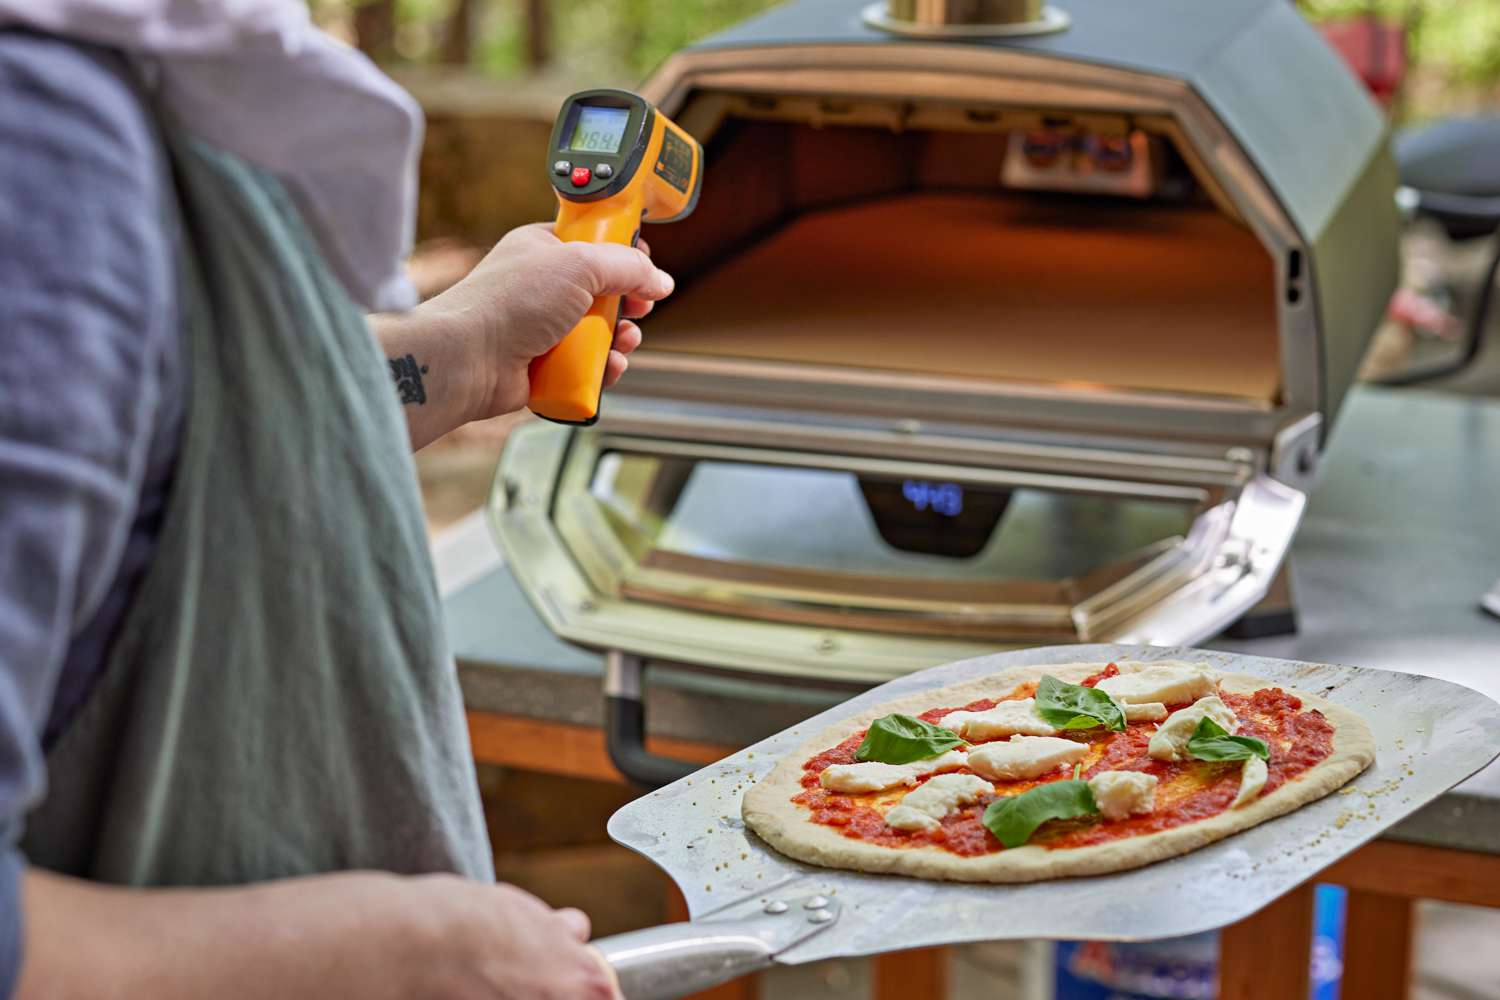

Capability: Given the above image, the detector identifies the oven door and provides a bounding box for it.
[490,420,1304,684]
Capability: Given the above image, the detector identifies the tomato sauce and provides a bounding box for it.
[792,675,1336,856]
[1080,662,1120,687]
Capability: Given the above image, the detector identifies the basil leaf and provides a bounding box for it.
[1035,675,1126,733]
[1186,717,1270,762]
[982,780,1099,849]
[854,714,966,765]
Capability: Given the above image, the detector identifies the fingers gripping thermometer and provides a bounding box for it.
[528,90,703,425]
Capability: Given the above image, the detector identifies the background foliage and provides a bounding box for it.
[312,0,780,81]
[1301,0,1500,88]
[310,0,1500,119]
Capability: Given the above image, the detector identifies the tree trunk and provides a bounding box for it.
[524,0,550,71]
[440,0,477,65]
[353,0,397,60]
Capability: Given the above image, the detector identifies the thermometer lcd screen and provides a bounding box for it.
[569,106,629,154]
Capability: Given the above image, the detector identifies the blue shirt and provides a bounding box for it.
[0,31,184,993]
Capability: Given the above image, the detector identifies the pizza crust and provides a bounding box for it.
[741,661,1376,883]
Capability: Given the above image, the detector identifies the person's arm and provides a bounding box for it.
[371,225,674,450]
[0,36,617,1000]
[19,867,617,1000]
[0,34,188,998]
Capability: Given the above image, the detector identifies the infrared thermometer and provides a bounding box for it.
[528,89,703,425]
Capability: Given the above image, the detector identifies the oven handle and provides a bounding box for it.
[605,651,701,788]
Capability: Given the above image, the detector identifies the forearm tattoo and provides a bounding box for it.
[388,353,429,405]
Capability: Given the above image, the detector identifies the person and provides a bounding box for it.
[0,4,673,997]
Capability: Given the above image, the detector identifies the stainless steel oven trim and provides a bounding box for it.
[601,397,1264,486]
[614,356,1286,446]
[594,434,1215,503]
[1114,474,1307,644]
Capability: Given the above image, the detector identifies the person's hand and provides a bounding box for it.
[420,222,675,420]
[370,222,674,448]
[363,872,621,1000]
[19,867,621,1000]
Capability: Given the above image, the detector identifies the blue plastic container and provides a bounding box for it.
[1054,885,1348,1000]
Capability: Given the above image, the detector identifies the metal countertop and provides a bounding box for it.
[441,386,1500,853]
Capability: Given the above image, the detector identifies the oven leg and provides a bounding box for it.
[605,651,702,789]
[1218,883,1315,1000]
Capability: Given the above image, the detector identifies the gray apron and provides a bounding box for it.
[23,118,493,885]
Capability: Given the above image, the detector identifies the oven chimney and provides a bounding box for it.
[889,0,1040,26]
[864,0,1069,36]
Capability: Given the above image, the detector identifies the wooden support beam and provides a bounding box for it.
[1219,883,1315,1000]
[1342,889,1415,1000]
[467,710,732,783]
[1321,841,1500,908]
[873,947,948,1000]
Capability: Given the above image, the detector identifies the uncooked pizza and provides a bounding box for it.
[742,661,1375,882]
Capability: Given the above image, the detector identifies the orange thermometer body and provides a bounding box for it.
[528,89,703,425]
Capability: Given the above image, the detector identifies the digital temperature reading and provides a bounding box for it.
[902,480,965,517]
[860,477,1004,557]
[569,106,629,154]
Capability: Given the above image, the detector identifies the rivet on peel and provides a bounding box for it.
[808,909,834,924]
[804,895,830,909]
[764,900,788,914]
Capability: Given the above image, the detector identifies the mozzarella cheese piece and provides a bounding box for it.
[940,699,1056,740]
[819,750,969,793]
[1147,696,1240,762]
[1232,756,1269,808]
[1096,665,1217,706]
[1123,702,1168,723]
[967,736,1089,781]
[884,773,995,832]
[1088,770,1159,820]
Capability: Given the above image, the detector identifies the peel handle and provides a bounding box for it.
[592,922,778,1000]
[592,891,839,999]
[528,196,643,424]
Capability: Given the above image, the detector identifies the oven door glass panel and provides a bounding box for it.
[575,448,1213,642]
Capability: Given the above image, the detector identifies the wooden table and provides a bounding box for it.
[468,708,1500,1000]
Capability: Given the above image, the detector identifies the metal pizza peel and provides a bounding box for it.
[592,644,1500,999]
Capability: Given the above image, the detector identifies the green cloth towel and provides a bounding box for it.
[24,122,492,886]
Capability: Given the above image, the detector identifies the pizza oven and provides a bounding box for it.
[490,0,1398,693]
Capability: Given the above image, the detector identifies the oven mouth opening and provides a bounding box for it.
[637,103,1284,409]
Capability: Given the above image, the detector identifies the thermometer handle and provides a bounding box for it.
[528,196,644,424]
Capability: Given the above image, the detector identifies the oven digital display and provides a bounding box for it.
[902,479,964,517]
[569,106,629,154]
[859,478,1011,558]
